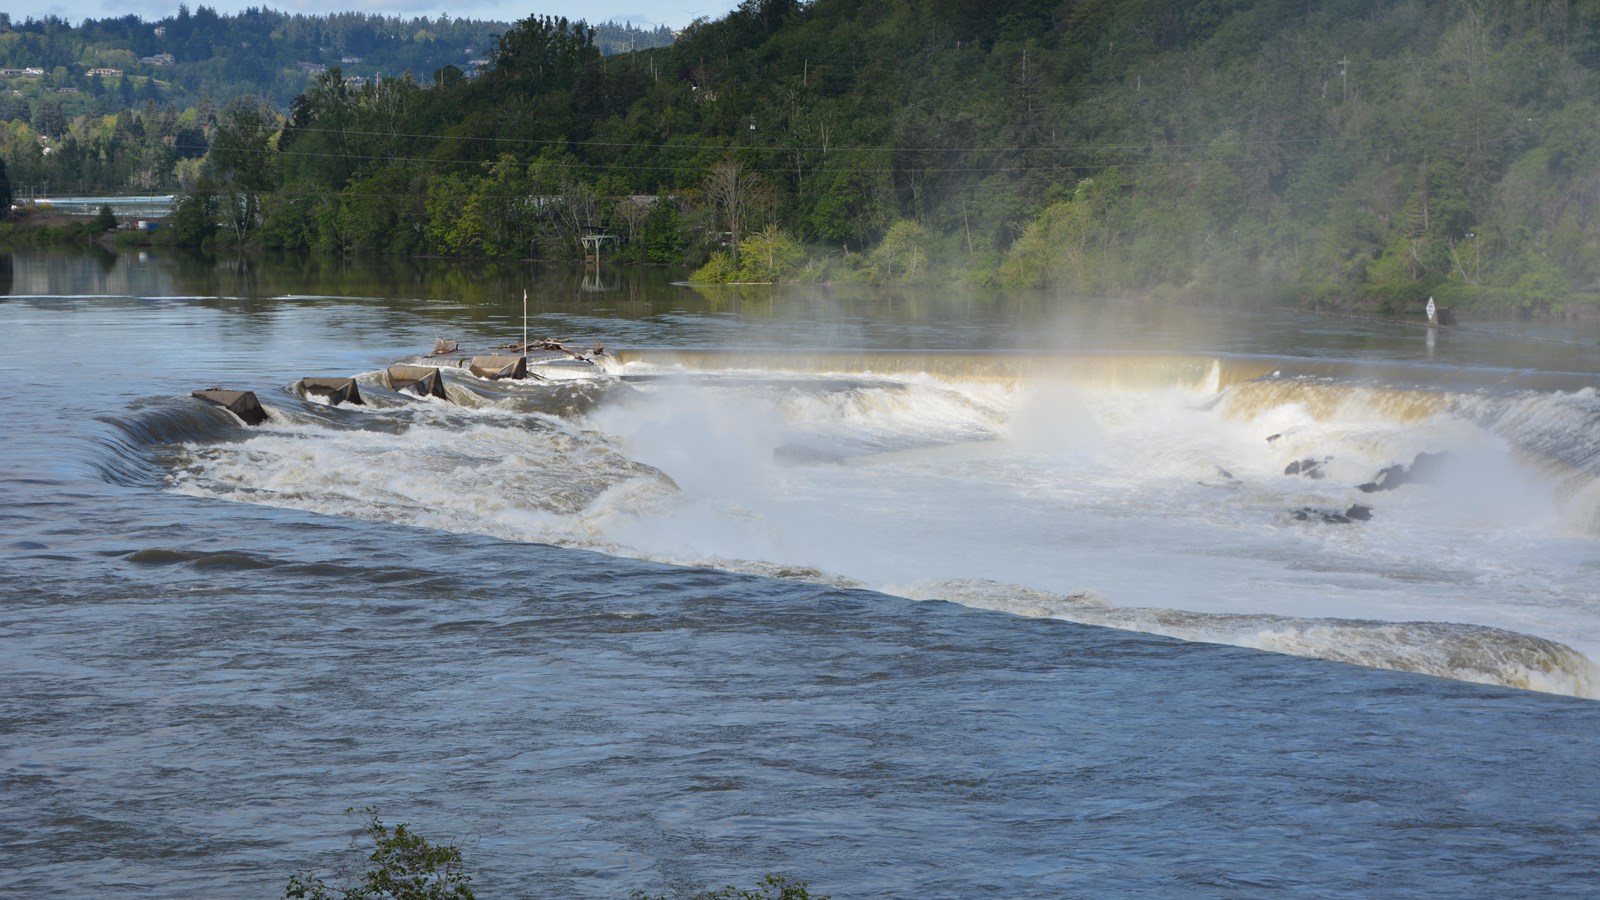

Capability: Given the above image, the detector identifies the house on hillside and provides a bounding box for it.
[86,67,124,77]
[141,53,175,66]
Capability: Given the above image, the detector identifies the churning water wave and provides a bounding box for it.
[121,347,1600,700]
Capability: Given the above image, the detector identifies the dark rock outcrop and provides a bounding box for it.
[1285,457,1330,479]
[1292,504,1374,525]
[1358,451,1450,493]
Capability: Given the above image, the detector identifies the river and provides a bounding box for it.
[3,247,1599,897]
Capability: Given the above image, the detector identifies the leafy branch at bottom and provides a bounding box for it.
[285,807,474,900]
[283,808,827,900]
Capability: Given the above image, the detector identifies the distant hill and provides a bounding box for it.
[9,0,1600,314]
[0,9,672,112]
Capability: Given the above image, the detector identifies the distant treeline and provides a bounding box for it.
[0,8,670,107]
[12,0,1600,312]
[0,9,670,202]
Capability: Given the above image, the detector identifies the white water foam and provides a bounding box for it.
[168,359,1600,698]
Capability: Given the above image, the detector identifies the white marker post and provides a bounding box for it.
[522,288,529,358]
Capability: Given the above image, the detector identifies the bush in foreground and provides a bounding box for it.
[286,809,825,900]
[285,808,474,900]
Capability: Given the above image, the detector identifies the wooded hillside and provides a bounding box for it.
[0,9,666,202]
[15,0,1600,312]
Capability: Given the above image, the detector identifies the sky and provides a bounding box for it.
[8,0,743,30]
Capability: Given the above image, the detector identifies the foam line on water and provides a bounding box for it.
[900,579,1600,699]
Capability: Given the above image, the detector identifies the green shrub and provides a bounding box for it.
[691,249,738,284]
[285,808,474,900]
[689,227,805,283]
[865,220,933,285]
[735,226,804,282]
[286,808,826,900]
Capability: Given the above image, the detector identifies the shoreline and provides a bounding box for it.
[3,214,1596,322]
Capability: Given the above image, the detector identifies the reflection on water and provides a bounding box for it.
[5,246,1600,372]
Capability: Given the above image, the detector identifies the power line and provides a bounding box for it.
[275,119,1511,157]
[25,102,1527,177]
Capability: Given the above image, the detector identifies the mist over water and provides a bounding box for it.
[150,333,1600,699]
[6,249,1600,896]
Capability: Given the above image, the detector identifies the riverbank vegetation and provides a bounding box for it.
[0,202,121,245]
[283,808,825,900]
[8,1,1600,315]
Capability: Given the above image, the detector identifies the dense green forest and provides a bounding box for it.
[0,9,670,108]
[0,8,668,198]
[10,0,1600,313]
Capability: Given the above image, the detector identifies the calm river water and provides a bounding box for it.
[3,247,1600,897]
